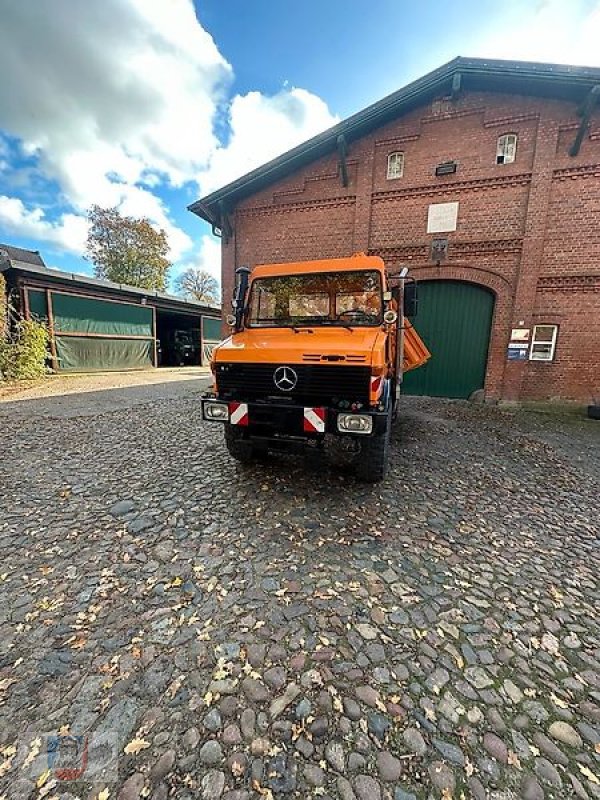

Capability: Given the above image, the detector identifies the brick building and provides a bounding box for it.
[190,57,600,403]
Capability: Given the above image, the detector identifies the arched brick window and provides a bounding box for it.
[496,133,517,165]
[387,151,404,179]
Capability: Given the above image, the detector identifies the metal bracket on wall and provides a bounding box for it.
[218,201,234,243]
[431,238,449,264]
[337,134,349,188]
[451,72,462,101]
[570,84,600,156]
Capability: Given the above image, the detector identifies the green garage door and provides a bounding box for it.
[402,281,494,399]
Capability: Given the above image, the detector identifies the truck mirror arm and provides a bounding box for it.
[233,266,251,331]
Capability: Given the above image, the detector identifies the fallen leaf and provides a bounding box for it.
[96,790,110,800]
[124,738,150,755]
[251,779,274,799]
[578,764,599,784]
[550,692,569,709]
[0,757,14,779]
[22,737,42,768]
[204,690,214,707]
[167,675,185,699]
[37,769,51,788]
[332,694,343,713]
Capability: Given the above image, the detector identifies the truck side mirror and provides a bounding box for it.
[233,266,251,331]
[403,281,418,318]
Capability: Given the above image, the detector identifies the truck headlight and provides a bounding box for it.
[203,401,229,421]
[337,413,373,434]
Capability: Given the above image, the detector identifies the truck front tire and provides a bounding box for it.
[355,407,392,483]
[224,426,255,463]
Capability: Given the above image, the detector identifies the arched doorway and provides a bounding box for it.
[402,280,495,399]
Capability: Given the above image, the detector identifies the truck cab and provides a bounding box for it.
[202,253,429,481]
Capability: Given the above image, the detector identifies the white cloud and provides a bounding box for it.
[172,234,222,284]
[0,196,88,255]
[0,0,338,264]
[0,0,230,259]
[0,0,230,201]
[199,88,339,195]
[473,0,600,67]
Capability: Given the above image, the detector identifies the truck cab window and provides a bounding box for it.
[248,270,383,327]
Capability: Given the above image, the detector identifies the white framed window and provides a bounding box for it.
[387,151,404,179]
[530,324,558,361]
[496,133,517,165]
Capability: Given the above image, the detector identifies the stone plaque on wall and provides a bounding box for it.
[427,201,459,233]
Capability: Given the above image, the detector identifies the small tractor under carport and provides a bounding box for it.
[202,253,430,482]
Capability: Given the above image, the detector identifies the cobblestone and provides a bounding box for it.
[0,393,598,799]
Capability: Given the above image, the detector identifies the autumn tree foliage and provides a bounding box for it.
[174,267,219,305]
[85,205,171,291]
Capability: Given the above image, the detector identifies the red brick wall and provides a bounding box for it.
[221,90,600,402]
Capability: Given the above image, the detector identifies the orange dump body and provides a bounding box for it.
[404,319,430,372]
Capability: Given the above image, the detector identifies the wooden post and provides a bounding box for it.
[46,289,59,371]
[22,285,31,319]
[152,305,158,367]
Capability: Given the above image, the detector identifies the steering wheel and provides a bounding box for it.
[337,308,369,319]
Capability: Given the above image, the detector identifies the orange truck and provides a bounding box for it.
[202,253,429,481]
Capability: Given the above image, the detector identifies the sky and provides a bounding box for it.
[1,0,599,291]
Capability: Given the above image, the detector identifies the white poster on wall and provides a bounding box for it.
[427,201,459,233]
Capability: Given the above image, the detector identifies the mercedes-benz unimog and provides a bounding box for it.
[201,253,429,482]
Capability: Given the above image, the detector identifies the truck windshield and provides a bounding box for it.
[248,270,382,328]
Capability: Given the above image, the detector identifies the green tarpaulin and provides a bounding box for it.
[26,290,157,372]
[28,289,48,321]
[52,293,153,336]
[55,336,153,371]
[202,316,222,342]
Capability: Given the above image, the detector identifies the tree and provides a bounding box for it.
[85,205,171,291]
[174,267,220,305]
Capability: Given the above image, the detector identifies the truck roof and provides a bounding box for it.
[250,253,384,279]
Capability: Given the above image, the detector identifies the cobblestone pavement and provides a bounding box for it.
[1,394,599,800]
[0,368,209,418]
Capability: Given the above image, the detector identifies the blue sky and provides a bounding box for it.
[1,0,599,290]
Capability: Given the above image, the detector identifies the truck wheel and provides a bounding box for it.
[224,426,254,463]
[355,407,391,483]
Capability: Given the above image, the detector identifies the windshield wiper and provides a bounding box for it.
[315,319,354,331]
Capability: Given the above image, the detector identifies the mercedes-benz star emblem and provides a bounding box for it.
[273,365,298,392]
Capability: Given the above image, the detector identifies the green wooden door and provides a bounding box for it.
[402,281,494,399]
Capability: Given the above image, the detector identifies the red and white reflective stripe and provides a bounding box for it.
[303,407,326,433]
[229,402,249,426]
[370,375,383,399]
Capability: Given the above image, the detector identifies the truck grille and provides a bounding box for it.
[216,362,370,405]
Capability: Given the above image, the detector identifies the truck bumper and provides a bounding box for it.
[201,397,389,438]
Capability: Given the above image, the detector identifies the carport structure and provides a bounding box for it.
[1,245,221,371]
